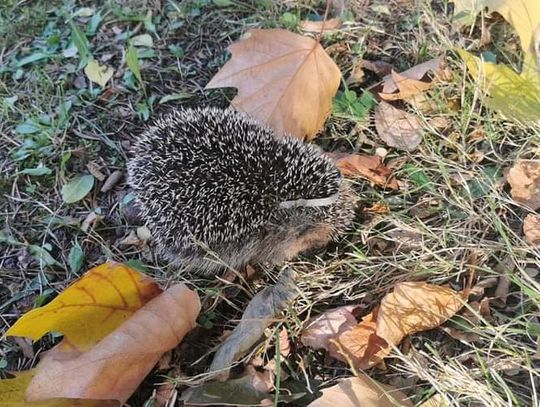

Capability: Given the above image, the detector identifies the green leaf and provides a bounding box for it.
[69,21,91,68]
[86,12,103,36]
[19,165,52,176]
[28,244,59,267]
[126,44,145,92]
[15,120,40,134]
[159,92,193,104]
[61,174,95,203]
[213,0,233,6]
[68,243,85,274]
[16,52,49,67]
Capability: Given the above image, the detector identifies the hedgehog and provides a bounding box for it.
[127,107,356,274]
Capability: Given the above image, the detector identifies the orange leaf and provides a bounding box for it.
[376,282,465,346]
[381,57,444,93]
[507,160,540,210]
[331,153,399,190]
[205,29,341,140]
[307,375,413,407]
[524,213,540,244]
[25,284,201,404]
[5,262,162,353]
[329,311,389,370]
[379,71,433,101]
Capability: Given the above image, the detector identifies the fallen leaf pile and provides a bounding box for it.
[0,262,200,405]
[302,282,466,370]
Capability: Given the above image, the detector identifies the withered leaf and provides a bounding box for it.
[331,153,399,189]
[374,101,423,152]
[206,29,341,140]
[507,160,540,209]
[301,305,359,351]
[307,375,413,407]
[524,213,540,245]
[379,71,433,101]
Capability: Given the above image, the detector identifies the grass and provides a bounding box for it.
[1,0,539,406]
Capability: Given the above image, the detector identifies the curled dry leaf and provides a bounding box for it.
[379,71,433,101]
[331,153,399,189]
[307,375,413,407]
[26,284,201,403]
[301,305,359,350]
[524,213,540,244]
[375,101,423,152]
[209,268,298,379]
[300,17,341,32]
[206,29,341,140]
[381,57,444,93]
[507,160,540,209]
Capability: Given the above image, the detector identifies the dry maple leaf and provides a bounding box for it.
[307,375,413,407]
[375,101,423,152]
[523,213,540,245]
[507,160,540,209]
[376,282,465,346]
[381,57,444,93]
[25,284,201,404]
[205,29,341,140]
[331,152,399,189]
[329,310,389,370]
[5,262,162,352]
[379,71,433,101]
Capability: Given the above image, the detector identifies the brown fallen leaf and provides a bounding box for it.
[209,268,298,379]
[381,57,444,93]
[375,101,423,152]
[205,29,341,140]
[507,160,540,209]
[524,213,540,244]
[376,282,465,347]
[311,282,465,370]
[379,71,433,101]
[25,284,201,404]
[331,153,399,189]
[300,17,341,32]
[360,59,396,77]
[329,310,389,370]
[301,305,359,351]
[307,375,413,407]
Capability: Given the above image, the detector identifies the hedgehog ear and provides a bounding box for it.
[278,191,340,209]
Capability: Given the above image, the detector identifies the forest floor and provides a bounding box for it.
[0,0,539,406]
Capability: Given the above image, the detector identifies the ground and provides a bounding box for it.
[0,0,539,406]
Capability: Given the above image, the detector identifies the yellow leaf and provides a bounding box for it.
[25,284,200,404]
[5,262,162,352]
[456,0,540,122]
[206,29,341,140]
[307,375,413,407]
[0,370,114,406]
[84,59,114,88]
